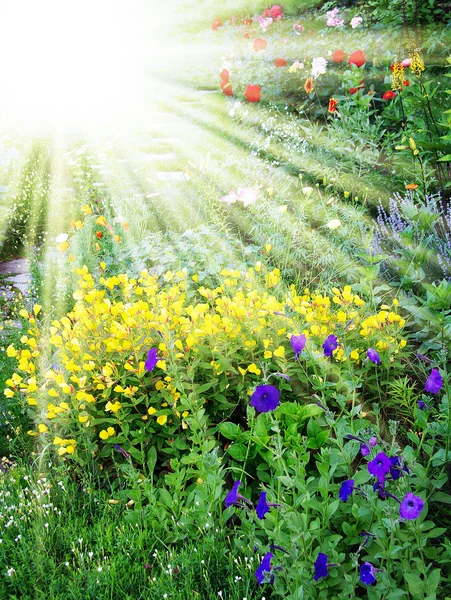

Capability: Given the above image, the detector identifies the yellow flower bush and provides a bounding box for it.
[4,263,408,476]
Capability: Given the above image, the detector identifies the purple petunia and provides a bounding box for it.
[290,334,306,358]
[144,348,159,372]
[425,368,443,394]
[225,480,242,508]
[339,480,354,502]
[255,552,274,585]
[322,334,338,357]
[368,452,391,480]
[360,444,370,457]
[400,492,424,520]
[389,456,408,481]
[367,348,381,365]
[360,562,377,585]
[313,553,329,581]
[250,385,280,413]
[114,444,130,459]
[256,492,280,520]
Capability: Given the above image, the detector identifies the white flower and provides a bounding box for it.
[55,233,68,244]
[219,190,238,205]
[327,219,342,230]
[311,57,327,79]
[236,187,258,206]
[350,16,363,28]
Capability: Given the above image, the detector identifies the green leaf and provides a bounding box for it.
[431,491,451,504]
[218,422,242,441]
[227,443,247,461]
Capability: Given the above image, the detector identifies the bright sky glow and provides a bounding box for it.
[0,0,164,132]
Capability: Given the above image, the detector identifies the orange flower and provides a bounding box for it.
[96,231,103,239]
[212,17,223,31]
[348,50,366,68]
[304,78,314,94]
[274,58,287,67]
[328,98,338,113]
[253,38,267,51]
[221,82,233,96]
[405,183,418,190]
[332,50,346,63]
[244,84,261,103]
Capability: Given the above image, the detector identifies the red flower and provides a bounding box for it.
[269,5,283,19]
[349,87,358,95]
[253,38,267,51]
[382,90,396,100]
[221,82,233,96]
[220,69,229,83]
[348,50,366,68]
[262,9,271,17]
[403,80,410,86]
[212,17,223,31]
[274,58,287,67]
[96,231,103,239]
[304,78,314,94]
[245,84,261,103]
[328,98,338,113]
[332,50,346,63]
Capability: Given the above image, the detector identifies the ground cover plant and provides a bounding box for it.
[0,1,450,598]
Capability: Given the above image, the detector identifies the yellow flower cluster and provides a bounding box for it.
[409,50,424,77]
[391,62,405,90]
[4,265,407,462]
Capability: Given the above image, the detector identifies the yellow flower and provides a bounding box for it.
[4,389,14,398]
[247,363,261,375]
[107,427,115,437]
[81,204,92,215]
[99,430,109,440]
[148,407,157,415]
[38,424,48,433]
[157,415,168,425]
[78,415,89,423]
[105,401,121,413]
[96,216,107,226]
[273,346,285,358]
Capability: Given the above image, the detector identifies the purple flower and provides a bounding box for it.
[256,492,280,519]
[290,334,306,358]
[369,436,377,447]
[114,444,130,459]
[389,456,408,481]
[368,452,391,480]
[425,368,443,394]
[255,552,274,584]
[322,334,338,357]
[367,348,381,365]
[144,348,159,372]
[360,562,377,585]
[313,553,329,581]
[400,492,424,520]
[250,385,280,413]
[339,479,354,502]
[225,480,242,508]
[360,444,370,457]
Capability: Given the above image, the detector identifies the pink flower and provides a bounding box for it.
[293,22,304,34]
[237,187,258,206]
[258,16,273,30]
[402,58,412,67]
[269,5,283,19]
[350,16,363,28]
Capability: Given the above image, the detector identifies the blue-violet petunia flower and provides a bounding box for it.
[339,479,354,502]
[367,348,381,365]
[425,368,443,394]
[250,385,280,413]
[225,480,242,508]
[368,452,391,480]
[322,334,338,357]
[360,444,370,457]
[255,552,274,585]
[360,562,377,585]
[290,334,306,358]
[400,492,424,520]
[313,553,329,581]
[256,492,280,519]
[144,348,159,372]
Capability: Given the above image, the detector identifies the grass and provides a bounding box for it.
[0,464,260,600]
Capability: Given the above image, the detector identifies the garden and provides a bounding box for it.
[0,0,450,598]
